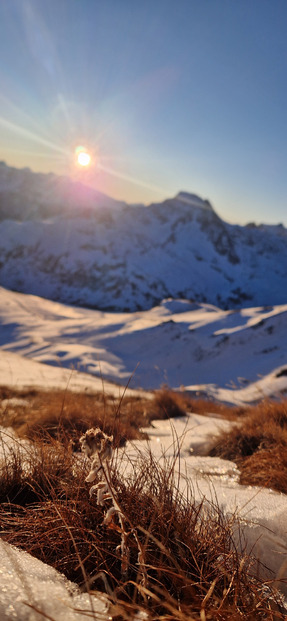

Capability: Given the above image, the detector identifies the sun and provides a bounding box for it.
[75,146,91,167]
[78,151,91,166]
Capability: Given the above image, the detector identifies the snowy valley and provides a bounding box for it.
[1,286,287,403]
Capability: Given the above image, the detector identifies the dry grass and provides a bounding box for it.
[208,399,287,493]
[152,387,246,420]
[2,385,287,495]
[0,386,151,447]
[0,385,243,449]
[1,384,287,617]
[0,430,285,620]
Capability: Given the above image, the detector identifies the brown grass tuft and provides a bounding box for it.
[0,387,152,448]
[208,399,287,493]
[151,387,247,421]
[151,387,187,418]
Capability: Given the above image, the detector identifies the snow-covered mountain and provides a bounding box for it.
[0,162,286,311]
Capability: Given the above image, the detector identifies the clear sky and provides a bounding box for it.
[0,0,286,225]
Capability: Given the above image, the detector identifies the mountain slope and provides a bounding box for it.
[1,286,287,401]
[0,163,286,311]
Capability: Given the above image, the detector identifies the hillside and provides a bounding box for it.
[1,286,287,401]
[0,163,286,311]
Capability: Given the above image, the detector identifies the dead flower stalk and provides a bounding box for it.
[80,427,148,588]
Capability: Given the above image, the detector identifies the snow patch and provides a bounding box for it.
[0,540,108,621]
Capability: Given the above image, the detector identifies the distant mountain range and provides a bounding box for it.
[0,161,286,311]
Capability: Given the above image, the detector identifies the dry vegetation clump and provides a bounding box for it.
[0,386,152,447]
[208,399,287,493]
[0,431,284,620]
[0,385,243,449]
[151,387,188,418]
[150,387,244,420]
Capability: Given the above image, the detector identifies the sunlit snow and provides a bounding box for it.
[0,286,287,403]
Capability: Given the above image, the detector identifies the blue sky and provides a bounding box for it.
[0,0,286,225]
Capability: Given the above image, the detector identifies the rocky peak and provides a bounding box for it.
[175,192,213,211]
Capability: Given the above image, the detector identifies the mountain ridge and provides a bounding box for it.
[0,160,125,220]
[0,162,286,311]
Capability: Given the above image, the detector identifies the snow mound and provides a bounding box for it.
[0,539,107,621]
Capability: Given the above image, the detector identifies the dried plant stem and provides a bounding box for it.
[100,457,148,590]
[80,427,148,592]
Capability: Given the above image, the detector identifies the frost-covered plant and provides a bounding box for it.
[80,428,147,586]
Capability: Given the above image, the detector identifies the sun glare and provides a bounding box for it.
[75,146,91,167]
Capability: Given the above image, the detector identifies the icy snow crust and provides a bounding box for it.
[0,286,287,402]
[0,539,108,620]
